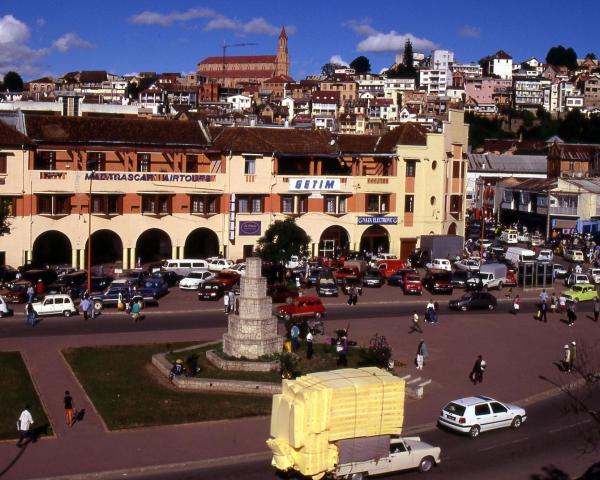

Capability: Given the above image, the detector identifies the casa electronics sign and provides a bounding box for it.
[288,178,340,192]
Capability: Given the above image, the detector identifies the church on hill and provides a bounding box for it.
[197,27,291,89]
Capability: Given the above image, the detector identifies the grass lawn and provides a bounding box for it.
[63,343,273,430]
[166,341,387,384]
[0,352,50,440]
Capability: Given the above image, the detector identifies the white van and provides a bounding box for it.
[505,247,536,266]
[163,259,209,277]
[500,229,518,244]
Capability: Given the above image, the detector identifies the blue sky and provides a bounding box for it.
[1,0,598,80]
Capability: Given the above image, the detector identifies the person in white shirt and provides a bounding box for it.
[16,405,34,447]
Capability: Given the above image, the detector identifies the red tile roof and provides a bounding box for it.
[200,69,276,79]
[493,50,512,60]
[0,121,33,147]
[375,123,427,151]
[199,55,276,65]
[337,134,380,153]
[549,143,600,161]
[24,115,210,147]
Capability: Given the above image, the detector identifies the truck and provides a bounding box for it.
[504,247,536,267]
[410,235,464,267]
[466,262,508,290]
[267,368,441,479]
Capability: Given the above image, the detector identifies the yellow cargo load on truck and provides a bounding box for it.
[266,367,405,479]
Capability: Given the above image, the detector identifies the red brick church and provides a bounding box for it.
[197,28,291,88]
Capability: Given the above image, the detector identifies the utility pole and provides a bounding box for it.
[221,42,258,90]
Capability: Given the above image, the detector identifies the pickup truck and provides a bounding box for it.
[332,435,441,479]
[466,263,507,290]
[91,285,157,311]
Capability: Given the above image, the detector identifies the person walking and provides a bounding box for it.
[409,310,423,334]
[512,295,520,315]
[336,334,348,367]
[416,339,428,370]
[64,391,74,427]
[425,299,436,323]
[26,284,34,303]
[470,355,486,384]
[594,297,600,322]
[539,289,548,303]
[228,290,235,314]
[130,300,142,322]
[562,344,572,372]
[559,293,567,313]
[306,328,314,360]
[16,405,34,448]
[223,290,230,314]
[566,301,577,326]
[550,292,557,314]
[539,300,548,323]
[569,341,577,371]
[25,302,35,327]
[80,296,90,321]
[35,278,45,296]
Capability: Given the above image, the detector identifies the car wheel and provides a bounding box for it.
[511,415,522,429]
[63,310,72,317]
[315,312,322,319]
[460,305,468,311]
[469,425,480,438]
[350,473,367,480]
[94,301,103,311]
[488,304,495,311]
[284,313,291,322]
[497,281,503,290]
[419,456,435,473]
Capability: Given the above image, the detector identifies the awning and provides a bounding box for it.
[553,219,577,229]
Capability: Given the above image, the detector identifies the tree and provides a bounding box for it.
[3,71,23,92]
[585,52,597,60]
[256,218,311,265]
[386,39,418,79]
[546,45,578,71]
[349,56,371,74]
[321,62,344,78]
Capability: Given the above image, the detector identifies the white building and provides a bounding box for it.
[451,63,483,79]
[489,50,513,80]
[419,69,449,94]
[431,49,455,70]
[226,94,252,112]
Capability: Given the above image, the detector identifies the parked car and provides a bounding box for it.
[20,268,58,288]
[449,292,497,311]
[475,238,493,249]
[275,296,326,321]
[226,263,246,276]
[31,294,77,317]
[552,264,568,279]
[530,234,544,247]
[316,274,339,297]
[0,296,14,317]
[197,280,225,301]
[212,271,241,289]
[152,270,180,287]
[537,249,554,263]
[304,268,324,287]
[335,267,359,284]
[588,268,600,284]
[426,259,451,271]
[208,258,235,272]
[387,269,417,287]
[454,258,480,272]
[285,255,302,269]
[564,249,585,263]
[267,284,299,303]
[362,269,384,288]
[517,232,530,243]
[163,259,209,277]
[179,271,215,290]
[422,270,453,294]
[138,277,169,298]
[564,273,591,287]
[450,270,474,289]
[563,284,598,303]
[402,273,423,295]
[438,396,527,438]
[0,280,31,303]
[91,285,153,311]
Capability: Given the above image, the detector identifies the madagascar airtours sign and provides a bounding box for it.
[82,172,216,182]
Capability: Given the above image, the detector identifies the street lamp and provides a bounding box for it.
[86,160,95,293]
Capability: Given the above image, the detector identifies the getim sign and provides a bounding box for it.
[289,178,340,192]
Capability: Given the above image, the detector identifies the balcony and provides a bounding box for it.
[550,205,578,215]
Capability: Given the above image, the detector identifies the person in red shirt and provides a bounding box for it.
[35,279,45,296]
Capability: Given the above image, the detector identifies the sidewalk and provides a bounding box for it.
[0,305,592,479]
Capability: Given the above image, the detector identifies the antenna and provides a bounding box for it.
[222,42,258,89]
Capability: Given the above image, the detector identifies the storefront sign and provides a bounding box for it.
[82,172,215,183]
[239,221,261,236]
[357,216,398,225]
[288,178,340,191]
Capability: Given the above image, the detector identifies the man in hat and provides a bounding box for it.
[169,359,185,381]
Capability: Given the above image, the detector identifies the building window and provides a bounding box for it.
[37,195,71,215]
[405,195,414,213]
[244,157,256,175]
[141,195,171,215]
[34,151,56,170]
[405,160,416,177]
[281,196,294,213]
[450,195,461,213]
[91,195,121,215]
[186,155,198,173]
[86,152,106,171]
[138,153,151,172]
[0,197,15,217]
[237,195,263,213]
[324,195,348,215]
[298,196,308,213]
[190,195,219,214]
[367,194,390,213]
[325,196,336,213]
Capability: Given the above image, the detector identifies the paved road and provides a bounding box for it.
[124,393,598,480]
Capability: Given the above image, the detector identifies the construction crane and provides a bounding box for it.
[221,42,258,89]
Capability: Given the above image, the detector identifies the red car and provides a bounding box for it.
[213,271,240,289]
[335,267,359,284]
[402,272,423,295]
[276,295,326,321]
[267,285,299,303]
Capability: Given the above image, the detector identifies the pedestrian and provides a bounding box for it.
[559,293,567,313]
[89,298,96,320]
[336,334,348,367]
[539,300,548,322]
[569,341,577,371]
[512,295,520,314]
[25,302,35,326]
[290,323,300,353]
[223,290,230,314]
[594,297,600,322]
[470,354,486,384]
[27,284,34,303]
[425,299,436,323]
[550,292,557,314]
[416,339,428,370]
[566,301,577,326]
[575,263,582,274]
[64,391,74,427]
[409,310,423,334]
[306,328,314,360]
[228,290,235,313]
[35,278,45,296]
[80,296,90,321]
[130,299,142,322]
[16,405,34,448]
[562,344,572,372]
[539,289,548,303]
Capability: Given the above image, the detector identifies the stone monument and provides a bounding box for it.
[222,257,283,359]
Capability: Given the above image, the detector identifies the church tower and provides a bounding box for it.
[275,27,289,77]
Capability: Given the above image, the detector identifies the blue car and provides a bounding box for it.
[138,277,169,299]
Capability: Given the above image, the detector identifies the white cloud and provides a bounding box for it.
[0,15,30,45]
[35,18,46,28]
[284,25,297,35]
[459,25,481,38]
[329,55,349,66]
[52,33,94,52]
[357,31,437,53]
[243,17,278,35]
[204,15,240,31]
[343,19,378,37]
[204,15,290,36]
[129,8,214,26]
[0,15,49,76]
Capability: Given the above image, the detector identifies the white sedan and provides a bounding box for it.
[179,271,215,290]
[225,263,246,276]
[474,239,492,250]
[208,258,235,272]
[454,259,480,272]
[438,396,526,438]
